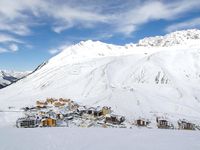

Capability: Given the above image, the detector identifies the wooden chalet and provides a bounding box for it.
[135,118,150,127]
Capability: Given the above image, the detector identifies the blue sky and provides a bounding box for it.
[0,0,200,71]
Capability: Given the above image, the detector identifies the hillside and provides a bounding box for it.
[1,29,200,126]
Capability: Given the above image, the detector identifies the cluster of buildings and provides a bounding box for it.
[133,117,196,130]
[16,98,125,128]
[16,98,198,130]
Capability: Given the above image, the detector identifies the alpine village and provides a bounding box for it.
[14,98,200,130]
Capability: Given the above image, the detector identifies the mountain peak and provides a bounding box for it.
[137,29,200,47]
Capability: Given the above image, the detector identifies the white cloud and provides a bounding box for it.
[9,44,19,52]
[0,0,200,38]
[0,47,7,53]
[114,0,200,35]
[0,0,109,35]
[0,34,22,43]
[0,33,22,53]
[166,17,200,32]
[0,23,31,36]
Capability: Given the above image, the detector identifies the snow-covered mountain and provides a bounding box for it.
[0,70,30,89]
[1,29,200,126]
[137,29,200,47]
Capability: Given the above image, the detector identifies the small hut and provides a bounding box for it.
[135,118,150,127]
[105,114,125,125]
[178,120,195,130]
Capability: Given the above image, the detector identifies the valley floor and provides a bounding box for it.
[0,127,200,150]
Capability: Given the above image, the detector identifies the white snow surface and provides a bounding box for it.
[0,128,200,150]
[1,29,200,125]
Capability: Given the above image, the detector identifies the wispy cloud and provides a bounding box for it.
[166,17,200,32]
[114,0,200,35]
[0,47,7,53]
[0,34,22,43]
[0,0,200,45]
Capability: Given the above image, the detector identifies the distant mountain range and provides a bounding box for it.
[0,70,30,89]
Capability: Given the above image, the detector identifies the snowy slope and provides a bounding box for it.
[0,128,200,150]
[0,70,30,89]
[1,29,200,125]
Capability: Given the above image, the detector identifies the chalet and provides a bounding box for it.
[135,118,150,127]
[157,119,172,129]
[59,98,70,104]
[178,120,195,130]
[46,98,57,104]
[36,101,47,108]
[16,117,37,128]
[84,107,102,117]
[105,114,125,125]
[41,118,56,127]
[53,101,65,107]
[68,102,79,111]
[102,106,111,116]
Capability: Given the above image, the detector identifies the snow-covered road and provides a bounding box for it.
[0,128,199,150]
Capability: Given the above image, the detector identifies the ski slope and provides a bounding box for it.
[1,29,200,126]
